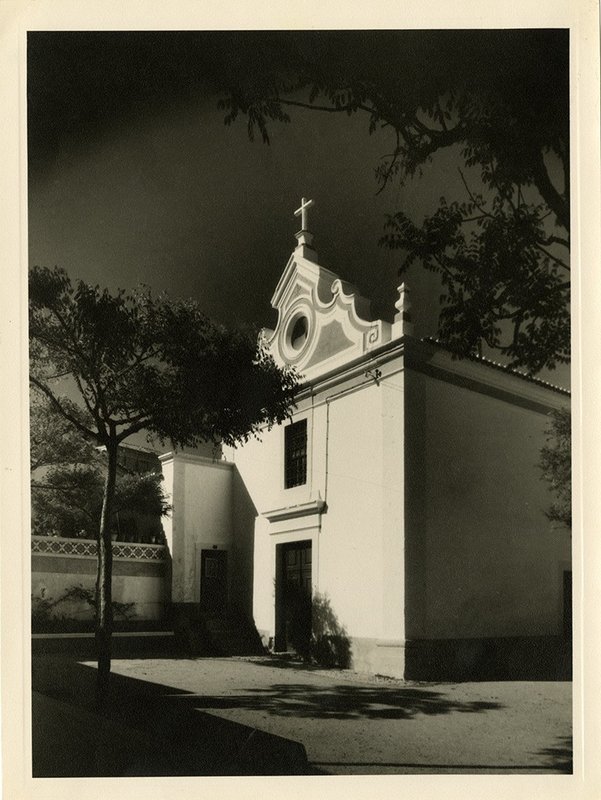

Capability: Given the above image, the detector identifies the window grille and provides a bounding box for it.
[285,419,307,488]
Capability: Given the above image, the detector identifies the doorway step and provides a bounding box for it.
[173,609,265,657]
[202,610,266,656]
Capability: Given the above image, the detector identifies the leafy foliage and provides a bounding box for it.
[57,585,136,620]
[30,393,96,472]
[540,409,571,529]
[29,267,298,449]
[32,585,135,632]
[217,30,569,374]
[310,591,351,669]
[32,463,170,540]
[30,394,170,540]
[380,193,569,372]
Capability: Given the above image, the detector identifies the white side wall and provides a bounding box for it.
[160,454,233,604]
[31,570,167,621]
[318,381,385,640]
[31,540,168,622]
[404,369,571,640]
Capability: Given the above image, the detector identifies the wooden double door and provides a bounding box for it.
[275,540,312,654]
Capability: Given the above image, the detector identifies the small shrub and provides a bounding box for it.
[31,595,55,626]
[59,585,136,620]
[309,592,352,669]
[31,584,136,632]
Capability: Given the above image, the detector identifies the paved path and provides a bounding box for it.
[87,655,571,774]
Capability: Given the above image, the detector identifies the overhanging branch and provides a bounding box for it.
[29,378,99,443]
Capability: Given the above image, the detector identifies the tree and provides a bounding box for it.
[29,266,298,703]
[30,393,96,472]
[540,408,571,530]
[30,394,171,541]
[31,459,171,541]
[217,29,569,374]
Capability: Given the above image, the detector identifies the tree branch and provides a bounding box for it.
[533,244,570,272]
[30,378,99,443]
[376,131,402,193]
[273,96,375,116]
[45,304,97,380]
[104,346,161,385]
[458,169,493,218]
[530,150,570,232]
[72,372,102,425]
[115,420,153,443]
[540,234,570,249]
[111,411,149,427]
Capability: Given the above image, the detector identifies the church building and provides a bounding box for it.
[160,199,571,680]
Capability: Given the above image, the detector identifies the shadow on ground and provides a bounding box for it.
[535,735,573,773]
[33,654,505,724]
[32,655,310,777]
[167,682,504,721]
[35,653,573,778]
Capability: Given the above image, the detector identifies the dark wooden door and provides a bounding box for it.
[275,541,312,653]
[200,549,228,611]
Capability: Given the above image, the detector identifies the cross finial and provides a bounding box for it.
[294,196,314,231]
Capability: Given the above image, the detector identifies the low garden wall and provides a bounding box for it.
[32,536,170,627]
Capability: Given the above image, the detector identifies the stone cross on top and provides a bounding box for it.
[293,196,316,257]
[294,196,314,231]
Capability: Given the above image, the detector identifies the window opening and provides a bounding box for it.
[285,419,307,488]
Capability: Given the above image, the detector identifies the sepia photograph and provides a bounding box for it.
[2,4,600,797]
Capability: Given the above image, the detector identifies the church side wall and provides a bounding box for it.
[318,381,385,641]
[316,372,406,675]
[251,515,275,641]
[227,430,282,639]
[379,370,406,669]
[229,368,406,676]
[404,369,571,679]
[231,466,259,618]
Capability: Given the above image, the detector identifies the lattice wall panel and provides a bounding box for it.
[32,536,167,562]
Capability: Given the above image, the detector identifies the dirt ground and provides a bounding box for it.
[39,653,571,774]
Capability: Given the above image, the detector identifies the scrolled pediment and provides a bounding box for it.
[266,250,393,381]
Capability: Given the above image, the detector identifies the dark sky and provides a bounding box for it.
[27,30,569,382]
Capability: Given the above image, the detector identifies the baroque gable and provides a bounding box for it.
[265,247,402,382]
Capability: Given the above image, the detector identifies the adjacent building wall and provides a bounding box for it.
[404,361,571,678]
[31,537,169,622]
[160,453,234,607]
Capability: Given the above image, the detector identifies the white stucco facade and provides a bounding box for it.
[162,225,571,679]
[160,454,234,605]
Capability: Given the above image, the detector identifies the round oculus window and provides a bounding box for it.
[289,315,309,351]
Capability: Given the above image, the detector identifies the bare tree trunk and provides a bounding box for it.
[95,441,117,709]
